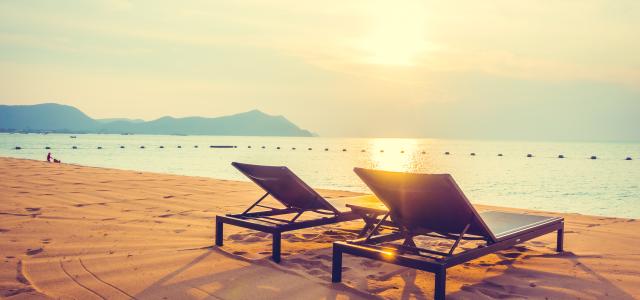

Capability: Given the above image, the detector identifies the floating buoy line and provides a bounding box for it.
[8,145,634,161]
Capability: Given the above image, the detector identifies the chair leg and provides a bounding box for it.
[272,232,281,263]
[357,219,374,237]
[215,217,223,246]
[557,223,564,252]
[332,246,343,282]
[434,268,446,300]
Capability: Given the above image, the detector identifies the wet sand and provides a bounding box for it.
[1,157,639,299]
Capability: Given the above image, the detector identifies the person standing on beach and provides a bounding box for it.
[47,152,52,162]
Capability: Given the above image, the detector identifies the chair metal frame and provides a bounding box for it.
[332,215,563,300]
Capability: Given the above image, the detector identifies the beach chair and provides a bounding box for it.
[215,162,363,262]
[332,168,565,300]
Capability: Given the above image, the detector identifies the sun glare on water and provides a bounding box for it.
[357,1,430,66]
[368,138,420,172]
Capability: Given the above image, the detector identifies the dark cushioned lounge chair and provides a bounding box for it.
[332,168,564,300]
[215,162,362,262]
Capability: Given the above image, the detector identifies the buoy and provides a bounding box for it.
[470,153,476,156]
[590,155,597,160]
[342,149,347,152]
[262,146,266,149]
[324,148,329,151]
[140,146,145,149]
[120,146,125,149]
[292,147,296,150]
[194,145,198,148]
[361,149,366,152]
[497,153,503,157]
[97,146,102,149]
[444,151,450,155]
[380,150,384,153]
[276,147,280,150]
[177,145,182,148]
[626,157,632,161]
[400,150,405,153]
[14,146,21,150]
[248,146,251,148]
[527,154,533,158]
[159,145,164,148]
[72,146,78,149]
[421,151,425,154]
[558,154,565,159]
[308,148,312,150]
[45,146,51,149]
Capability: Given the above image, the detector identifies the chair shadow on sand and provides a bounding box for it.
[132,247,371,300]
[442,249,634,299]
[129,241,634,299]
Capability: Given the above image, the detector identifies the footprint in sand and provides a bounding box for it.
[500,252,523,259]
[314,254,332,261]
[244,236,262,242]
[282,233,305,242]
[287,258,325,271]
[228,233,264,243]
[25,207,41,212]
[254,232,269,238]
[0,228,9,233]
[514,246,529,252]
[361,260,382,268]
[307,269,324,276]
[232,251,248,255]
[174,229,186,234]
[163,195,174,199]
[26,248,43,256]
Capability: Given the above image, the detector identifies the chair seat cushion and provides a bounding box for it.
[480,211,562,241]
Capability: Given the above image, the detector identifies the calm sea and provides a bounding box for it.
[1,133,638,218]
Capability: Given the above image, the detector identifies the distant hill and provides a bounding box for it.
[0,103,314,137]
[96,118,145,124]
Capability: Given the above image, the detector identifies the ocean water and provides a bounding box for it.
[1,133,639,218]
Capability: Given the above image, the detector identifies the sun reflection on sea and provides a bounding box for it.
[367,138,421,172]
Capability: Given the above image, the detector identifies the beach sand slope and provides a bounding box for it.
[1,157,639,299]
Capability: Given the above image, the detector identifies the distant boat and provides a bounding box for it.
[70,136,77,138]
[209,145,236,149]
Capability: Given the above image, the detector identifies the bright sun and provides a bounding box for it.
[358,1,430,66]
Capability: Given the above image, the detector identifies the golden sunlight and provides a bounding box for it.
[368,138,419,172]
[357,1,430,66]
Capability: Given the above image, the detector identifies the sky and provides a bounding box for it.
[1,0,639,141]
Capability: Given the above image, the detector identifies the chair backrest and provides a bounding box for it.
[353,168,496,241]
[232,162,338,213]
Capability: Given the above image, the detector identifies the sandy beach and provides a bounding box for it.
[1,156,639,299]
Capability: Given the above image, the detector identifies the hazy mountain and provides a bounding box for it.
[0,103,97,132]
[96,118,145,124]
[0,103,314,137]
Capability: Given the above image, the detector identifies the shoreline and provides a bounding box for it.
[1,156,639,299]
[2,155,637,221]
